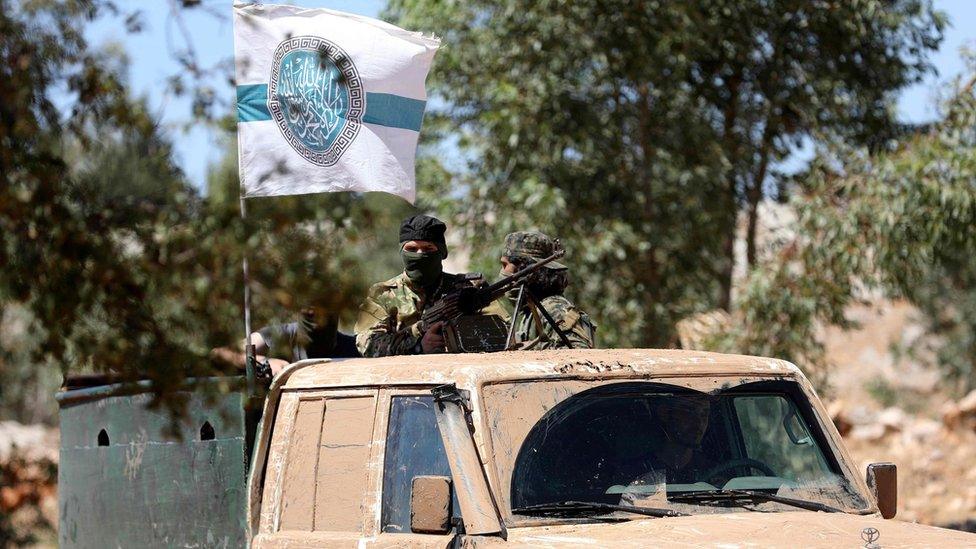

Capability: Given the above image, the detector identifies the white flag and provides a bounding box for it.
[233,3,440,203]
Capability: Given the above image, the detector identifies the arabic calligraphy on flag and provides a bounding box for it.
[233,2,440,203]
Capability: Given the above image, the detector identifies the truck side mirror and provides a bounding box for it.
[866,462,897,519]
[410,475,453,534]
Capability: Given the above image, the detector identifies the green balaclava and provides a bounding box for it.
[399,214,448,287]
[401,247,444,287]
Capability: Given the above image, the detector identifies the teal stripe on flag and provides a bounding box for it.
[237,84,271,122]
[363,93,426,132]
[235,85,426,131]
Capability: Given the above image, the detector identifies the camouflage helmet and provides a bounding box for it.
[502,231,567,270]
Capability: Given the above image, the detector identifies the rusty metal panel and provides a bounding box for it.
[58,382,249,548]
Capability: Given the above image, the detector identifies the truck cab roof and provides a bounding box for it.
[281,348,802,390]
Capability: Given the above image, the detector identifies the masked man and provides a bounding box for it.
[210,300,359,377]
[501,231,596,350]
[355,215,506,357]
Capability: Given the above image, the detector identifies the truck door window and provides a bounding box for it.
[732,395,831,480]
[381,395,459,533]
[278,395,376,532]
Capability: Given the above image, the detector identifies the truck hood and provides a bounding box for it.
[484,512,975,548]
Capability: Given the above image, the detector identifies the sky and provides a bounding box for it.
[84,0,976,191]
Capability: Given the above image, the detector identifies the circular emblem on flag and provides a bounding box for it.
[268,36,364,166]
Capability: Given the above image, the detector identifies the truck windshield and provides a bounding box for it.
[483,380,868,520]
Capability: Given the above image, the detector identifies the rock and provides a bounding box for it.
[828,400,853,437]
[878,407,907,432]
[943,402,962,429]
[903,419,941,444]
[848,405,877,426]
[942,390,976,431]
[958,390,976,415]
[675,310,732,350]
[0,421,58,464]
[850,423,886,441]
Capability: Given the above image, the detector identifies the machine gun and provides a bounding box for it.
[414,248,568,353]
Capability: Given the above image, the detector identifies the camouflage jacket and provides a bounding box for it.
[355,272,508,357]
[514,295,596,350]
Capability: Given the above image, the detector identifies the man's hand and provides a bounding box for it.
[268,358,289,375]
[421,321,447,353]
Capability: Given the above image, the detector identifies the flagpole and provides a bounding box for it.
[240,192,256,396]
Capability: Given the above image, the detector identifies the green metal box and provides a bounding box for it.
[57,378,252,548]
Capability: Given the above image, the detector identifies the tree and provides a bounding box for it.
[0,0,417,422]
[387,0,944,346]
[717,67,976,392]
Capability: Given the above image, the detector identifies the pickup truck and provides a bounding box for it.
[58,349,976,547]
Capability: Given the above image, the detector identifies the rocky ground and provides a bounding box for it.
[836,392,976,530]
[823,299,976,531]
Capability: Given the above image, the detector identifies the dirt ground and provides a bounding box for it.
[824,299,976,530]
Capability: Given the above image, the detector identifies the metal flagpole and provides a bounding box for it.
[240,193,256,396]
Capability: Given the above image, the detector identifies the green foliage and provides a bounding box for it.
[0,0,417,423]
[0,0,964,430]
[865,378,899,409]
[719,65,976,393]
[388,0,943,348]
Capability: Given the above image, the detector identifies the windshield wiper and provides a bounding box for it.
[512,500,687,518]
[669,489,844,514]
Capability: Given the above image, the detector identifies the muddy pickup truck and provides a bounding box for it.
[58,349,976,547]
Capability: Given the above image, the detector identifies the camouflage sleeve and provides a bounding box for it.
[537,299,596,350]
[354,287,422,357]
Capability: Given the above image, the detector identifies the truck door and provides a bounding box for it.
[365,388,463,548]
[253,389,378,548]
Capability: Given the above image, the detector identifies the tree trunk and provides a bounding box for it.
[718,187,736,312]
[745,192,760,267]
[718,75,741,312]
[746,121,775,268]
[636,82,665,345]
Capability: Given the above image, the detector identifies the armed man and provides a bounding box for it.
[355,214,508,356]
[501,231,596,349]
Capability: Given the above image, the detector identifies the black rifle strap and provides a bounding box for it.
[524,288,575,349]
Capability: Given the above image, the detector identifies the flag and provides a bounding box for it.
[233,2,440,203]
